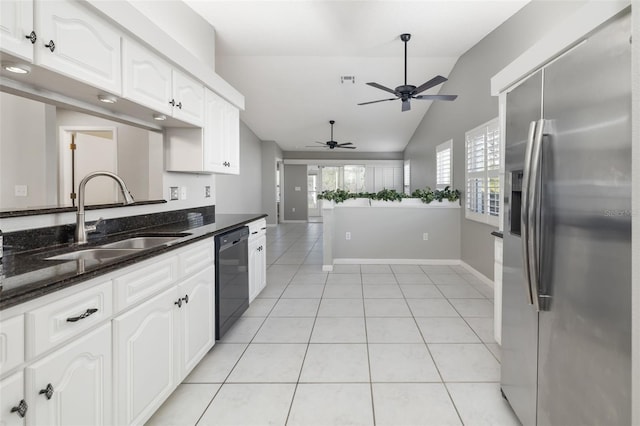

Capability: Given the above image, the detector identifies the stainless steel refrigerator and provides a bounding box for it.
[501,10,631,426]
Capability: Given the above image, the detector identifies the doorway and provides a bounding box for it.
[307,167,320,220]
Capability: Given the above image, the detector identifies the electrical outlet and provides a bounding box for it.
[292,207,296,212]
[14,185,28,197]
[180,187,187,200]
[169,186,179,200]
[423,232,429,241]
[205,186,211,198]
[346,232,351,240]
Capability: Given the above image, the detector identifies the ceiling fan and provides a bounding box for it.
[307,120,356,150]
[358,33,458,112]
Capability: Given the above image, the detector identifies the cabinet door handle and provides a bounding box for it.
[176,102,182,109]
[182,294,189,304]
[174,298,182,308]
[44,40,55,52]
[11,400,28,417]
[66,308,98,322]
[25,31,37,44]
[251,231,258,235]
[169,99,175,107]
[39,384,54,400]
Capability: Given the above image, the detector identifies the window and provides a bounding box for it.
[436,140,452,189]
[321,165,366,193]
[403,160,411,194]
[465,118,500,226]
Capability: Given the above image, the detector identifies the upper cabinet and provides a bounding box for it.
[204,88,239,174]
[123,39,204,126]
[35,0,122,95]
[0,0,35,62]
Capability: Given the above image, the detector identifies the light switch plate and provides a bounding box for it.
[205,186,211,198]
[180,187,187,200]
[169,187,179,200]
[14,185,28,197]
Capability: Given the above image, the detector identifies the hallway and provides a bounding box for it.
[147,223,518,425]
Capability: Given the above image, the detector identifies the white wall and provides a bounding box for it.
[215,120,263,214]
[631,3,639,424]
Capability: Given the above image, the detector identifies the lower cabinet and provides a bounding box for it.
[0,371,26,426]
[248,235,267,303]
[177,265,215,378]
[113,287,177,426]
[25,323,112,426]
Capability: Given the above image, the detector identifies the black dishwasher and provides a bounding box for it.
[214,226,250,340]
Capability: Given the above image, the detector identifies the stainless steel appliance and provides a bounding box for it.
[215,226,250,340]
[501,11,631,426]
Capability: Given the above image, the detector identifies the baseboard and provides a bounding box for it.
[459,261,495,288]
[333,258,461,265]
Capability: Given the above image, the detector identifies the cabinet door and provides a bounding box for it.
[248,239,260,303]
[172,70,204,126]
[122,38,172,115]
[0,0,34,61]
[113,287,177,426]
[256,235,267,296]
[177,265,215,380]
[203,88,227,173]
[35,0,121,94]
[1,372,26,426]
[0,315,24,376]
[25,323,112,426]
[223,101,240,174]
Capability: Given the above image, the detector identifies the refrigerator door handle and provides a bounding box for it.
[520,120,537,306]
[527,119,545,312]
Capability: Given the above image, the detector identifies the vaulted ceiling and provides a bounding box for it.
[185,0,529,153]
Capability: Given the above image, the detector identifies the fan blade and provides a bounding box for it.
[337,146,357,149]
[411,75,447,95]
[314,141,326,145]
[305,145,326,148]
[413,94,458,101]
[402,99,411,112]
[337,142,353,146]
[358,98,397,106]
[366,82,399,95]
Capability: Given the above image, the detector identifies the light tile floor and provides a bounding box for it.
[147,223,519,426]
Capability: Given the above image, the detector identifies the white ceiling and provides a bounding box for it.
[185,0,529,153]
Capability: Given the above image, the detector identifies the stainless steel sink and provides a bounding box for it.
[99,236,183,250]
[45,248,141,261]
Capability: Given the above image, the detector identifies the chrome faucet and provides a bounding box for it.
[75,171,135,244]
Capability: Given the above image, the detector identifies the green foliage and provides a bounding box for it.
[318,187,460,204]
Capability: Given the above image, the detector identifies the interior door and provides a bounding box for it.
[307,171,320,217]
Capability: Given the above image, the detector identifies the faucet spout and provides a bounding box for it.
[75,171,135,244]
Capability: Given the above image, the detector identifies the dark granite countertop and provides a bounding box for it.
[0,213,266,310]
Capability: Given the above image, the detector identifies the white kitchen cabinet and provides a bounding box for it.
[204,88,240,174]
[171,70,204,127]
[0,315,24,376]
[113,286,177,426]
[35,0,122,95]
[1,371,26,426]
[25,323,112,426]
[248,236,267,303]
[122,38,173,116]
[0,0,34,62]
[176,265,215,379]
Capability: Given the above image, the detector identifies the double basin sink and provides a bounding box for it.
[44,234,191,262]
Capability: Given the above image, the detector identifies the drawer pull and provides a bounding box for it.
[39,384,54,400]
[44,40,55,52]
[11,400,28,417]
[66,308,98,322]
[182,294,189,304]
[175,298,182,308]
[251,231,258,235]
[25,31,37,44]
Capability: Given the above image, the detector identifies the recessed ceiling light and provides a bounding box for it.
[3,63,31,74]
[98,94,117,104]
[153,114,167,121]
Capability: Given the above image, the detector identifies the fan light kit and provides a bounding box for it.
[341,76,356,84]
[359,33,458,112]
[306,120,356,150]
[98,94,117,104]
[2,62,31,74]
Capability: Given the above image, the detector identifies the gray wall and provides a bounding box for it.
[403,1,586,278]
[216,120,263,214]
[261,140,283,225]
[283,164,308,220]
[284,151,403,160]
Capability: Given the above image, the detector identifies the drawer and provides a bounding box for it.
[179,239,214,277]
[248,219,267,238]
[0,315,24,376]
[113,254,179,312]
[25,281,112,358]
